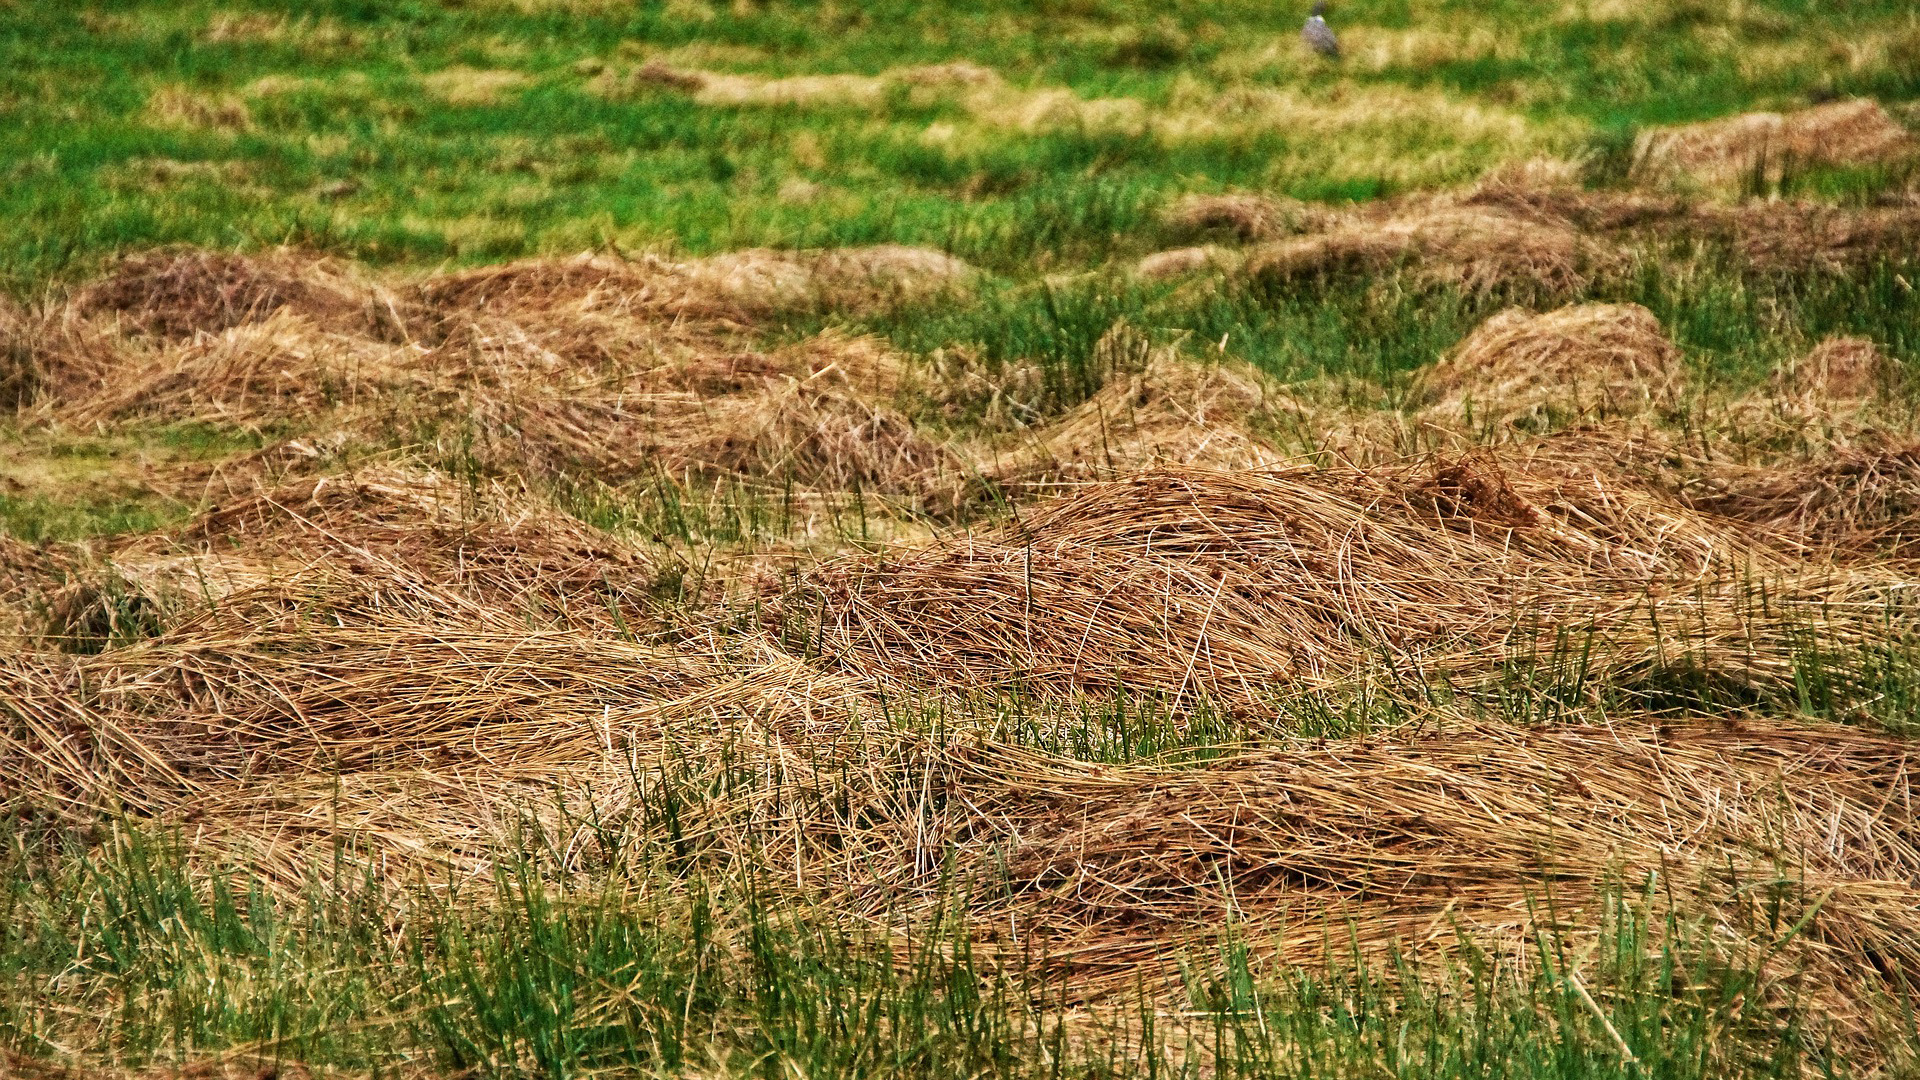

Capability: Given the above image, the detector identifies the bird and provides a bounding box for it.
[1302,1,1341,59]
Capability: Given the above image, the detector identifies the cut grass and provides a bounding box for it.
[0,819,1885,1080]
[6,1,1920,1075]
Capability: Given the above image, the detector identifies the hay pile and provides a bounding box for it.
[1634,98,1915,191]
[1163,193,1312,241]
[1685,443,1920,563]
[984,356,1296,489]
[1244,203,1590,295]
[74,249,404,339]
[781,457,1854,712]
[33,248,972,502]
[1419,303,1684,423]
[1774,335,1891,402]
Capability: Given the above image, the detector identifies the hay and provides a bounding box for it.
[677,245,975,316]
[1133,245,1228,280]
[1164,193,1309,242]
[781,457,1839,712]
[1244,204,1589,295]
[1634,98,1915,190]
[985,356,1297,489]
[420,66,528,105]
[143,85,252,133]
[1420,303,1684,423]
[1774,335,1891,402]
[59,309,424,426]
[899,720,1920,1048]
[73,249,404,339]
[1685,443,1920,562]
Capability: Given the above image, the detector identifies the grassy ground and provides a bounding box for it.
[6,1,1920,1078]
[4,0,1920,291]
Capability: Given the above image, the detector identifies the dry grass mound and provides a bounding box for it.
[1164,193,1309,241]
[897,721,1920,1052]
[1420,303,1684,422]
[1685,443,1920,562]
[459,330,968,499]
[59,310,423,426]
[678,245,975,316]
[1774,335,1891,402]
[73,249,402,339]
[1634,98,1915,191]
[1691,200,1920,272]
[781,457,1842,712]
[77,467,651,644]
[1132,245,1229,280]
[42,250,970,501]
[1244,204,1589,295]
[984,356,1296,490]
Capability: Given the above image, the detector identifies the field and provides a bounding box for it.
[6,0,1920,1076]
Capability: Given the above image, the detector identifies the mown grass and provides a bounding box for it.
[6,2,1920,1075]
[0,815,1876,1080]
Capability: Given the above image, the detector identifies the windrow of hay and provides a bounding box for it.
[1243,203,1592,296]
[1683,443,1920,563]
[1773,334,1892,402]
[1417,303,1685,423]
[1163,193,1313,242]
[981,355,1298,491]
[37,248,974,502]
[72,249,407,339]
[1634,98,1916,191]
[6,615,1918,1058]
[777,457,1875,714]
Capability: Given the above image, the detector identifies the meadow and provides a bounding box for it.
[5,0,1920,1076]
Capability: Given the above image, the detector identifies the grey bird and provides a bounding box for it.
[1302,1,1340,58]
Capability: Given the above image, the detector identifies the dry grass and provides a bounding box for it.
[781,454,1872,713]
[1163,193,1312,242]
[1684,443,1920,563]
[72,249,404,339]
[1244,202,1592,296]
[143,86,253,133]
[1634,98,1916,191]
[1774,335,1891,402]
[420,66,530,106]
[1419,303,1684,423]
[982,355,1297,490]
[8,242,1920,1072]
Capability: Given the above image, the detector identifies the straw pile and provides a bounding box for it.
[983,356,1296,490]
[781,457,1864,712]
[1773,335,1891,403]
[74,249,405,339]
[1163,193,1312,241]
[1419,303,1684,423]
[1244,203,1590,295]
[38,249,970,502]
[1684,443,1920,563]
[1634,98,1915,191]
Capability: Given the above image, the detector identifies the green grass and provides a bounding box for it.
[0,821,1877,1080]
[2,0,1917,293]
